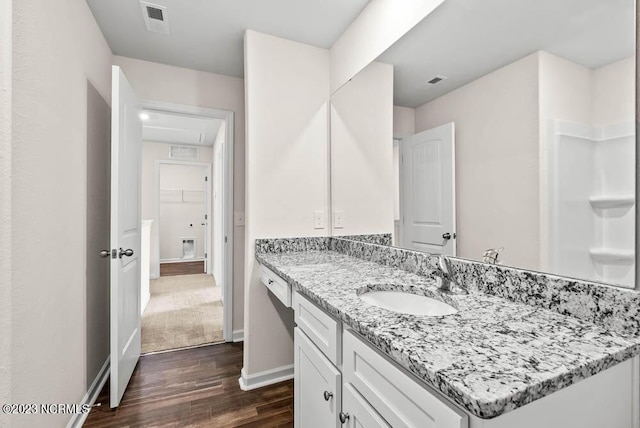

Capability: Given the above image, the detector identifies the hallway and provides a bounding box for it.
[142,274,223,353]
[84,343,294,427]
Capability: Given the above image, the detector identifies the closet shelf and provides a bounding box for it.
[589,248,635,263]
[588,195,635,209]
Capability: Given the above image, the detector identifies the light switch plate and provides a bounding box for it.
[234,212,245,226]
[314,210,325,229]
[334,210,344,229]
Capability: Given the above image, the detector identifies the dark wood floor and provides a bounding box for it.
[84,343,293,427]
[160,261,205,277]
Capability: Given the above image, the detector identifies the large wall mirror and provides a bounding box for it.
[330,0,637,289]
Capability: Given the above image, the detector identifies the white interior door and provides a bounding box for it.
[400,123,456,255]
[110,65,142,408]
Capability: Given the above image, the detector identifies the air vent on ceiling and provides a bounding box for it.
[146,6,164,21]
[140,1,170,35]
[426,75,448,86]
[170,145,198,160]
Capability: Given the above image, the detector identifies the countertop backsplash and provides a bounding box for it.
[256,235,640,337]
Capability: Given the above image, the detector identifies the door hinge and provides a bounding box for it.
[224,236,228,243]
[204,253,207,258]
[205,176,208,182]
[205,214,208,220]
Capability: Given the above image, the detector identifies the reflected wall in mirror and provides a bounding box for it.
[330,0,636,288]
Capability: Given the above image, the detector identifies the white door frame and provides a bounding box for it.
[141,99,235,342]
[155,160,212,271]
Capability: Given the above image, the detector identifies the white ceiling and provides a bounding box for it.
[378,0,636,108]
[142,110,223,146]
[86,0,370,77]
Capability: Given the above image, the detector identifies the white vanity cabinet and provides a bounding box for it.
[341,383,390,428]
[260,264,292,307]
[293,289,467,428]
[293,289,344,427]
[294,328,342,428]
[291,288,640,428]
[342,329,467,428]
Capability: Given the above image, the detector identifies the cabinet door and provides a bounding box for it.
[295,327,341,428]
[342,383,391,428]
[343,330,467,428]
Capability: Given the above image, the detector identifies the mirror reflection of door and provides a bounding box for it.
[400,123,456,255]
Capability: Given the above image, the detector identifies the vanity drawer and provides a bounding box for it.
[343,329,467,428]
[293,291,342,366]
[260,264,291,307]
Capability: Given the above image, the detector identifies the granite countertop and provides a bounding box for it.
[256,250,640,419]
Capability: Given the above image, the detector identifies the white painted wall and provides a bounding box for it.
[159,163,207,260]
[331,61,394,235]
[0,1,12,425]
[114,55,246,331]
[539,52,592,123]
[244,30,330,376]
[592,56,635,128]
[330,0,445,93]
[393,105,416,138]
[141,142,213,277]
[8,0,113,426]
[414,53,540,269]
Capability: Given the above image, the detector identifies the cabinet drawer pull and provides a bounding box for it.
[323,390,333,401]
[339,412,350,423]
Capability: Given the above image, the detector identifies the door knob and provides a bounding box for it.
[339,412,350,423]
[118,248,134,258]
[442,232,451,240]
[323,391,333,401]
[99,250,110,258]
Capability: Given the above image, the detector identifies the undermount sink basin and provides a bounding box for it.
[359,291,458,316]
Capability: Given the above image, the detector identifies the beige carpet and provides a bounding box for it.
[142,274,223,353]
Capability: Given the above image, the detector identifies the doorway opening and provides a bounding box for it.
[139,102,234,354]
[157,161,211,276]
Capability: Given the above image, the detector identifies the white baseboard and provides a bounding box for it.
[66,358,109,428]
[238,364,294,391]
[160,258,205,264]
[149,273,159,280]
[232,329,244,342]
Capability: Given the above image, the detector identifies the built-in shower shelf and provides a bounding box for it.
[588,195,635,209]
[589,248,635,263]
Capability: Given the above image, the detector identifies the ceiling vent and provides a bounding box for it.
[140,1,170,35]
[170,145,198,160]
[426,75,448,86]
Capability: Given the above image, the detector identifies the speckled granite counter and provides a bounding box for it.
[255,249,640,419]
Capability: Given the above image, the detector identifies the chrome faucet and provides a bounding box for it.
[433,255,468,294]
[482,247,504,264]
